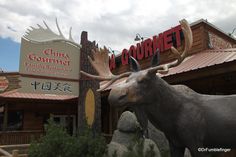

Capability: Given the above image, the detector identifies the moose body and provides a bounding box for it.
[81,19,236,157]
[108,71,236,157]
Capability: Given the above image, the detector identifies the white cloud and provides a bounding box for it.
[0,0,236,52]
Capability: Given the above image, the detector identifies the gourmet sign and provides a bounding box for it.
[20,38,80,80]
[109,25,183,70]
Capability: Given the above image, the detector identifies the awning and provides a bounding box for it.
[0,89,78,101]
[100,48,236,91]
[163,48,236,77]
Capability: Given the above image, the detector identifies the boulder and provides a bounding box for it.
[107,142,128,157]
[117,111,140,132]
[106,111,161,157]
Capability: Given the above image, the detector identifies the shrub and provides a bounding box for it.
[28,118,107,157]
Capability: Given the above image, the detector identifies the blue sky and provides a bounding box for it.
[0,37,20,72]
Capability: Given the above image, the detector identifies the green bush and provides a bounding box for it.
[28,119,107,157]
[75,124,107,157]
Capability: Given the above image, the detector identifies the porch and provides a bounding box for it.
[0,130,43,145]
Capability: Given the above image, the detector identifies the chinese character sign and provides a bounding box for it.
[19,77,78,96]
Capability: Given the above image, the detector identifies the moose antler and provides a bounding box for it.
[148,19,193,74]
[80,47,132,91]
[23,18,81,48]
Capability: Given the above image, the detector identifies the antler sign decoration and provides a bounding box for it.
[19,19,80,96]
[81,19,236,157]
[23,18,80,47]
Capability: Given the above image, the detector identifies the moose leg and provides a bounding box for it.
[169,143,185,157]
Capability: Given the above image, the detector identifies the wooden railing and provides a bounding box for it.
[0,130,43,145]
[0,144,30,157]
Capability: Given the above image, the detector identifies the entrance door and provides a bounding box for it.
[52,115,76,135]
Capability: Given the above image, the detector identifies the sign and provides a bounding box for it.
[0,76,9,92]
[19,20,81,96]
[109,25,184,70]
[19,38,80,80]
[85,89,95,126]
[19,77,79,96]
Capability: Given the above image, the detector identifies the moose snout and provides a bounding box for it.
[108,88,128,107]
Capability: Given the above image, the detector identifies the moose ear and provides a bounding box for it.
[151,49,160,67]
[129,56,141,72]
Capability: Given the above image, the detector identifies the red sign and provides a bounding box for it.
[0,77,9,92]
[20,38,80,80]
[109,25,183,70]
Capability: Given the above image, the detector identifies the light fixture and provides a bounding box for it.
[229,28,236,37]
[134,33,144,41]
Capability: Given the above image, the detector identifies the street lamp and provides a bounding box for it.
[134,33,144,42]
[229,28,236,37]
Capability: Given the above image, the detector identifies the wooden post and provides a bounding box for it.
[3,103,8,131]
[0,148,12,157]
[12,150,19,157]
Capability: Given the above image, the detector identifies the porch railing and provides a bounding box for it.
[0,144,30,157]
[0,130,44,145]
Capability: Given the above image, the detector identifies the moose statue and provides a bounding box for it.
[81,19,236,157]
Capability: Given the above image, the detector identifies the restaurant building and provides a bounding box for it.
[101,19,236,136]
[0,19,236,150]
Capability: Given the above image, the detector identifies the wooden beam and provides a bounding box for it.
[12,150,19,157]
[3,103,8,131]
[0,148,11,157]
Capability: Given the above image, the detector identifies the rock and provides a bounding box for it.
[117,111,140,132]
[107,142,128,157]
[141,139,161,157]
[106,111,161,157]
[148,121,170,156]
[111,130,138,148]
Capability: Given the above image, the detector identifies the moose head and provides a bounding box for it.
[81,19,193,108]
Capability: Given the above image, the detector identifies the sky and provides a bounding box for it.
[0,0,236,72]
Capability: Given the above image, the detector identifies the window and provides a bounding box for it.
[52,115,76,135]
[7,111,23,131]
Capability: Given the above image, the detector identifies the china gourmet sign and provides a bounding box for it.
[19,20,80,96]
[109,25,183,70]
[20,38,80,80]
